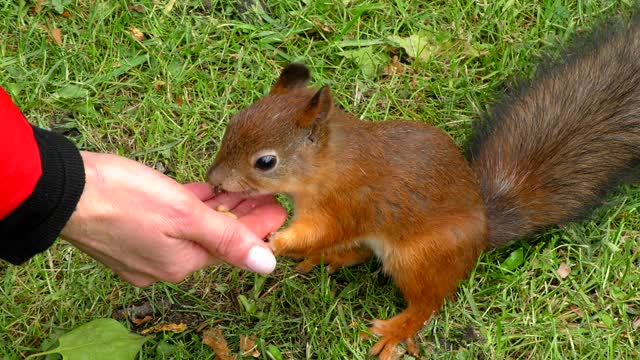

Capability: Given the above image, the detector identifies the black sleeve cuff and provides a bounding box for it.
[0,126,85,264]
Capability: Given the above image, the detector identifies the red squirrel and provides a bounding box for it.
[207,15,640,359]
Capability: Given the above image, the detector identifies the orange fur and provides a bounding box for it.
[294,246,373,273]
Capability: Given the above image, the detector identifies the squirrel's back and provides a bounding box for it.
[467,14,640,248]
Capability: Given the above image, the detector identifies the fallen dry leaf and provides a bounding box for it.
[202,327,233,360]
[568,304,584,318]
[557,262,571,279]
[633,316,640,329]
[174,95,183,107]
[61,10,72,18]
[195,319,224,333]
[152,80,166,91]
[383,55,405,76]
[128,5,146,13]
[131,315,153,326]
[313,18,332,33]
[594,322,609,330]
[239,335,260,358]
[140,322,187,335]
[47,27,63,46]
[195,322,209,333]
[131,27,144,42]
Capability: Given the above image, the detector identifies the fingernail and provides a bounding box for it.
[246,246,276,274]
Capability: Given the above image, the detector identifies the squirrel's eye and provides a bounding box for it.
[254,155,277,171]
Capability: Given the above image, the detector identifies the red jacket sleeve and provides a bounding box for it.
[0,88,43,219]
[0,87,85,264]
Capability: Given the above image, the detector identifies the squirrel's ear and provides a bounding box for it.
[297,86,333,139]
[271,63,310,93]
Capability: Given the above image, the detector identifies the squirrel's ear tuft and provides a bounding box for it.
[271,63,311,93]
[296,85,333,136]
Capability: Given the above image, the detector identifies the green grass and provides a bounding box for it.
[1,0,640,359]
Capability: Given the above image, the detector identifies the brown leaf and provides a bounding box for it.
[557,262,571,279]
[568,304,584,318]
[594,322,609,330]
[239,335,260,358]
[174,95,183,107]
[47,28,63,46]
[202,327,233,360]
[131,27,144,42]
[383,55,405,76]
[131,315,153,326]
[140,322,188,335]
[61,10,72,18]
[313,18,332,33]
[633,316,640,329]
[152,80,166,91]
[128,5,146,13]
[195,319,224,333]
[195,322,209,333]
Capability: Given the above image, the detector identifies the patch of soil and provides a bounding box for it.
[112,295,205,332]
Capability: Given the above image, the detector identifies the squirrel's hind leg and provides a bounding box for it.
[367,223,483,359]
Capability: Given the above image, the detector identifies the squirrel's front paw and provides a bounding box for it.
[265,231,286,255]
[266,230,305,257]
[264,231,277,244]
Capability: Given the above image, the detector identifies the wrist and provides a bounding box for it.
[60,151,99,242]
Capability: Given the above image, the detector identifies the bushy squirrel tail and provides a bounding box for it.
[466,12,640,248]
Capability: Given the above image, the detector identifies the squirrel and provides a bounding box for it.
[207,13,640,360]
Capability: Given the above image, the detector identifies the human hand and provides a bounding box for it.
[60,151,287,287]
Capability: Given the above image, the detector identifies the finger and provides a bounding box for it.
[202,192,247,211]
[165,240,221,280]
[183,182,215,201]
[203,194,285,220]
[115,271,157,288]
[230,195,281,216]
[181,202,277,274]
[238,203,288,238]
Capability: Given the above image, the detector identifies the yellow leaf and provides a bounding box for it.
[131,27,144,42]
[140,323,187,335]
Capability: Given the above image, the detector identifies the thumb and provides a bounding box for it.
[185,204,277,274]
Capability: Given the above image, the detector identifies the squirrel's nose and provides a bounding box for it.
[207,164,227,194]
[206,165,220,184]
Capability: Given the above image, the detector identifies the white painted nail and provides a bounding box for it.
[246,246,276,274]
